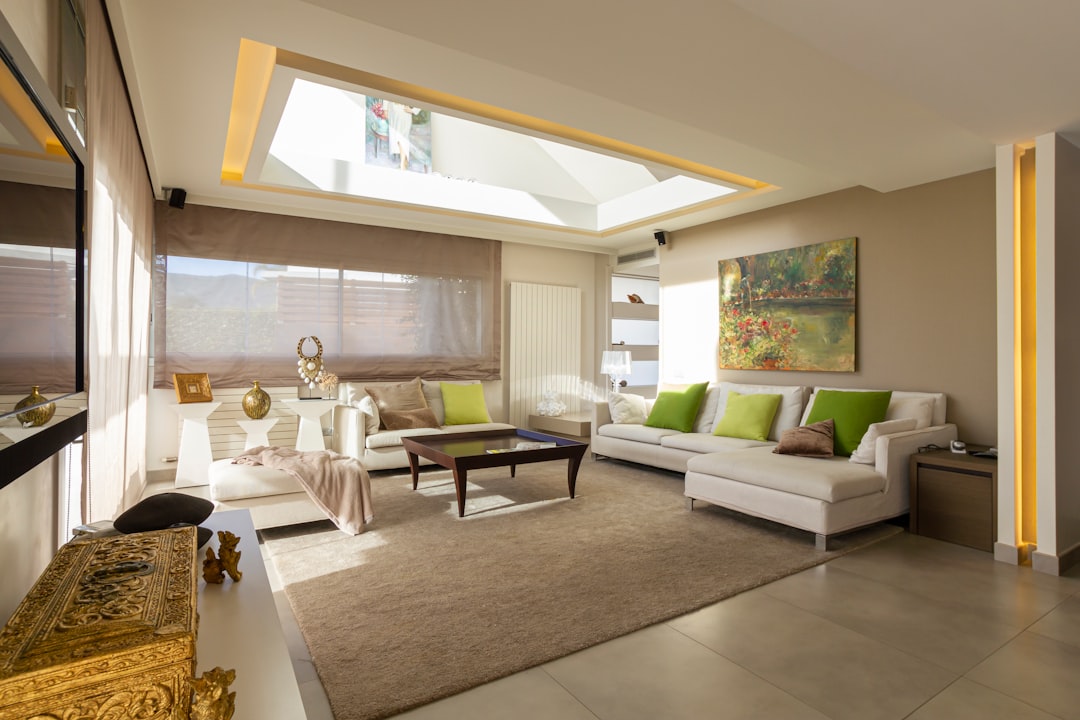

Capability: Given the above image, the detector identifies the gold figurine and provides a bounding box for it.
[190,666,237,720]
[202,530,242,585]
[202,546,225,584]
[217,530,243,582]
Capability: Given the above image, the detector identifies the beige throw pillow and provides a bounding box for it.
[381,407,441,431]
[773,419,835,457]
[365,378,428,429]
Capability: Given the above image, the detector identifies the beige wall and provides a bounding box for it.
[660,170,996,445]
[0,455,61,623]
[0,0,56,93]
[500,242,609,420]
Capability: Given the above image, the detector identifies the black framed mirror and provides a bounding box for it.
[0,21,87,490]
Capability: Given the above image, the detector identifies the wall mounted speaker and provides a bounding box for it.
[168,188,187,209]
[654,230,668,246]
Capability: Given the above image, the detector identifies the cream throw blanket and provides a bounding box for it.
[233,446,373,535]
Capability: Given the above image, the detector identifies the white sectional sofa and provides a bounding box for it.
[591,382,957,548]
[331,379,513,471]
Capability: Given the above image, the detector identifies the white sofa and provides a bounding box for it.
[331,380,513,471]
[592,382,957,548]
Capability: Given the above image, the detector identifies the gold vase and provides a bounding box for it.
[15,385,56,427]
[241,381,271,419]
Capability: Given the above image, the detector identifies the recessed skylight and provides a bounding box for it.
[261,79,736,232]
[221,40,771,236]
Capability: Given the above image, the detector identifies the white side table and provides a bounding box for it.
[237,417,279,450]
[171,401,222,487]
[281,398,338,451]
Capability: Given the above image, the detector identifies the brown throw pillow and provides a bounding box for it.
[381,407,441,431]
[365,378,428,429]
[774,419,835,457]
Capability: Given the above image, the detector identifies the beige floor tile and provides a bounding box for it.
[967,631,1080,719]
[390,667,597,719]
[670,590,955,720]
[543,623,829,720]
[829,533,1079,628]
[1029,595,1080,650]
[763,564,1022,672]
[906,678,1061,720]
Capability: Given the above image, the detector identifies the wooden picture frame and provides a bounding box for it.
[173,373,213,403]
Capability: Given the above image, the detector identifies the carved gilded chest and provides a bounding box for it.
[0,526,199,720]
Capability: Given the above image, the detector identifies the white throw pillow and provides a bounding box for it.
[609,393,647,424]
[353,395,381,435]
[885,395,935,429]
[849,418,917,465]
[693,384,723,433]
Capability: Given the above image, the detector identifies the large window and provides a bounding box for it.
[153,204,500,387]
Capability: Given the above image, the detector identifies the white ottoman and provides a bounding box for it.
[207,458,327,529]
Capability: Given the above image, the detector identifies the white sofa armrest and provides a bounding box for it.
[593,401,613,428]
[875,424,958,494]
[331,404,367,459]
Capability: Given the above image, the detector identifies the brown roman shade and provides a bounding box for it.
[153,202,501,388]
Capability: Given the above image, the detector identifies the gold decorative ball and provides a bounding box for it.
[15,386,56,427]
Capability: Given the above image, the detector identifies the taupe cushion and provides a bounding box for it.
[365,378,428,428]
[774,419,834,457]
[382,407,441,430]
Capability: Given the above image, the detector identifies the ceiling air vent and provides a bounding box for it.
[616,248,658,266]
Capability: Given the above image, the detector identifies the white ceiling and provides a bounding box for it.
[105,0,1080,256]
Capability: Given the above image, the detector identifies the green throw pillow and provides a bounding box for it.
[712,392,782,441]
[805,390,892,456]
[440,382,492,425]
[644,382,709,433]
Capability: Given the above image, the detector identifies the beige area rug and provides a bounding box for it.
[263,456,900,720]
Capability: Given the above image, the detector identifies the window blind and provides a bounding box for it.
[153,202,501,388]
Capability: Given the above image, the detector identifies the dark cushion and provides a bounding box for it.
[113,492,214,534]
[773,419,835,457]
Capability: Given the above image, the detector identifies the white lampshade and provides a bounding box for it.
[600,350,633,376]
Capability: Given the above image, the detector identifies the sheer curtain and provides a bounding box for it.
[83,0,154,522]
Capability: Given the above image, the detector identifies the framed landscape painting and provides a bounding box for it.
[718,237,856,372]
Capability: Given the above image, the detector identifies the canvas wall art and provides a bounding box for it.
[718,237,856,372]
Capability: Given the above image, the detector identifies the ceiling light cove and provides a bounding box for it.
[222,40,771,235]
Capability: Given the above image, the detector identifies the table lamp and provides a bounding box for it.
[601,350,633,393]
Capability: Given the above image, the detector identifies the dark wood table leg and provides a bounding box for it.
[510,464,516,478]
[567,453,584,498]
[452,466,468,517]
[407,451,421,490]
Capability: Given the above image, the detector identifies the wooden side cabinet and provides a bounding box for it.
[909,450,997,552]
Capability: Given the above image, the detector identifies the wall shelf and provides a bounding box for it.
[611,301,659,320]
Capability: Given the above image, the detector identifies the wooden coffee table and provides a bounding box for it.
[401,428,588,517]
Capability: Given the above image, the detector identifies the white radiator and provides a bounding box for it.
[509,282,582,428]
[174,386,301,461]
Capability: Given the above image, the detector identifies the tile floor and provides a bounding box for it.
[260,528,1080,720]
